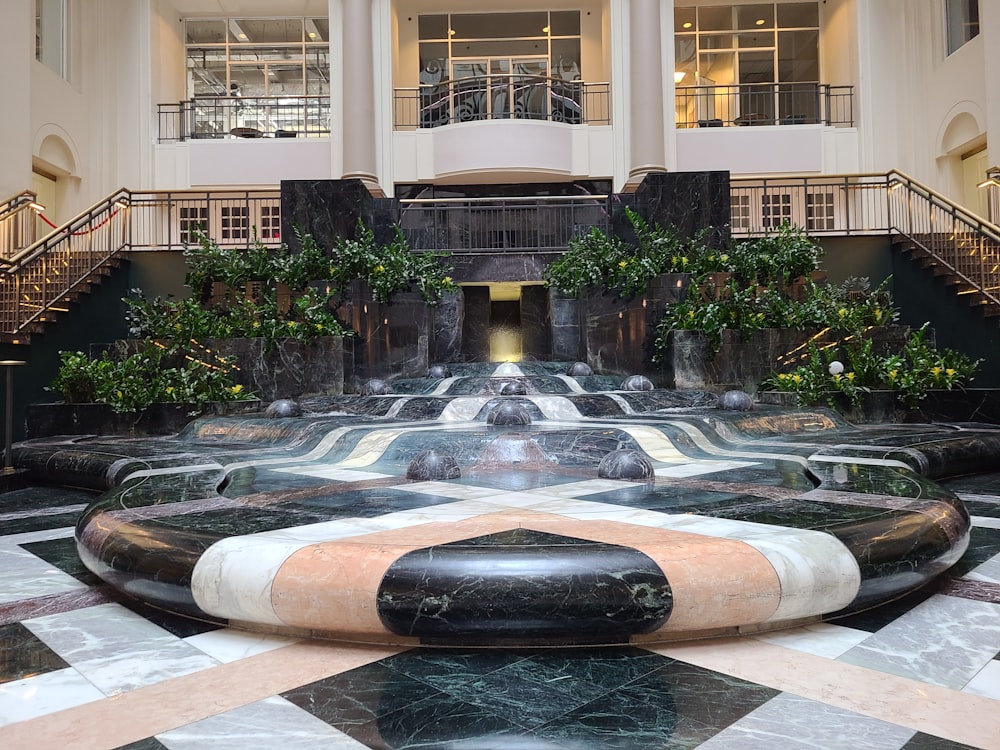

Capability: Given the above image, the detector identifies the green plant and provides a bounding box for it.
[760,323,980,410]
[730,223,823,285]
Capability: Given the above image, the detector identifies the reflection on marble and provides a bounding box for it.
[10,362,999,648]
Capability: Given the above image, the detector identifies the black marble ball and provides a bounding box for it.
[361,378,392,396]
[598,449,654,480]
[488,402,533,426]
[264,399,302,418]
[427,365,451,379]
[499,380,527,396]
[718,390,755,411]
[567,362,593,377]
[621,375,654,391]
[406,449,461,480]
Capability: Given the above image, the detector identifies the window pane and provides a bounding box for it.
[419,15,449,40]
[699,51,735,85]
[420,43,449,83]
[946,0,980,55]
[268,63,305,96]
[551,38,581,79]
[778,30,819,81]
[451,13,548,39]
[698,6,734,32]
[701,34,734,50]
[306,49,329,94]
[451,39,546,57]
[550,11,580,36]
[777,3,819,28]
[737,5,773,30]
[739,50,774,83]
[675,7,696,31]
[188,48,228,96]
[229,19,303,44]
[186,20,226,44]
[738,31,774,49]
[306,19,328,43]
[230,46,302,63]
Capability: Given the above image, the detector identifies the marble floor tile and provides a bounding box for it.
[838,595,1000,689]
[752,621,873,658]
[184,629,300,663]
[0,667,105,725]
[155,697,367,750]
[695,691,916,749]
[962,658,1000,701]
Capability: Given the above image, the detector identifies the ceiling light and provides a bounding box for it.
[237,32,247,39]
[448,28,456,36]
[308,31,317,39]
[682,21,693,29]
[755,18,765,26]
[542,26,550,33]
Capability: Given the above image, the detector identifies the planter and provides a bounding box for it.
[758,388,1000,425]
[24,399,261,439]
[658,326,911,392]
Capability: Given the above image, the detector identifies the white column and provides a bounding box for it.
[339,0,383,194]
[627,0,667,182]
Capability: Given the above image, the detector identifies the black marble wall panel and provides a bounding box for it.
[449,252,552,284]
[620,171,732,248]
[461,286,491,362]
[280,179,373,253]
[342,284,430,384]
[521,286,551,360]
[431,291,463,364]
[549,289,582,362]
[206,337,345,400]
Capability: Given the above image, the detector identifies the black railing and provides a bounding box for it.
[675,83,854,129]
[393,77,611,130]
[157,96,330,143]
[399,195,611,253]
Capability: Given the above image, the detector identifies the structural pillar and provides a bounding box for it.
[339,0,383,196]
[626,0,667,187]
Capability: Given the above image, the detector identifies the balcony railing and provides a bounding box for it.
[0,191,41,261]
[676,83,854,129]
[399,195,611,253]
[393,77,611,130]
[157,96,330,143]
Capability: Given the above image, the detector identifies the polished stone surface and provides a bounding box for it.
[7,362,994,653]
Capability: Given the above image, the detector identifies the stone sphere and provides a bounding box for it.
[828,360,845,376]
[427,365,451,379]
[567,362,593,377]
[717,390,755,411]
[264,399,301,418]
[499,380,527,396]
[406,449,461,481]
[598,449,654,480]
[621,375,654,391]
[360,378,392,396]
[488,402,533,426]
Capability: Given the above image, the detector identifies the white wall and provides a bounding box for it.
[155,140,333,188]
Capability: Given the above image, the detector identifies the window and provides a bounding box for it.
[806,192,835,231]
[178,207,208,244]
[945,0,979,55]
[674,3,820,126]
[762,193,792,228]
[731,194,752,231]
[220,206,250,242]
[185,18,330,98]
[35,0,66,77]
[259,205,281,240]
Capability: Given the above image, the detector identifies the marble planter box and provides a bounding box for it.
[660,326,911,393]
[24,399,261,439]
[205,336,346,400]
[759,388,1000,425]
[580,274,691,382]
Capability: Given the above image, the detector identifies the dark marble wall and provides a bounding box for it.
[280,179,374,253]
[341,284,431,385]
[461,286,491,362]
[431,291,464,364]
[549,289,582,362]
[521,285,551,360]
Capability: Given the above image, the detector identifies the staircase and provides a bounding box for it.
[886,170,1000,320]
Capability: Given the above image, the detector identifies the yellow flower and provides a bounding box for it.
[792,374,803,384]
[720,254,729,263]
[443,276,452,284]
[874,308,882,321]
[315,323,323,331]
[231,384,243,395]
[889,369,898,381]
[838,308,848,317]
[165,386,174,395]
[329,265,337,276]
[619,260,628,269]
[374,265,385,273]
[845,372,856,381]
[252,321,260,329]
[946,368,956,377]
[931,366,942,376]
[687,310,695,319]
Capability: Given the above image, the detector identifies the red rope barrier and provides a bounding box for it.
[37,208,122,235]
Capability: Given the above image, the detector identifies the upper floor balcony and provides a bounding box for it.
[157,96,330,143]
[392,75,611,130]
[675,83,855,129]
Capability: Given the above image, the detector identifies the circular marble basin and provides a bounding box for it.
[15,362,987,647]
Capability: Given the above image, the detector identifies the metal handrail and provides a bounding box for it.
[393,76,611,129]
[0,191,41,262]
[675,83,854,129]
[157,95,331,143]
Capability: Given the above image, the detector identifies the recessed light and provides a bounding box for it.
[755,19,765,26]
[682,21,693,29]
[308,31,317,39]
[542,26,550,33]
[237,32,247,39]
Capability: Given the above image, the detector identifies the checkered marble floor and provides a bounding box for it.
[2,359,1000,748]
[0,473,998,748]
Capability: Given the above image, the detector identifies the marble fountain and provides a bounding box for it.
[12,361,998,648]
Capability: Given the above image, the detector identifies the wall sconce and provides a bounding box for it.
[976,166,1000,189]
